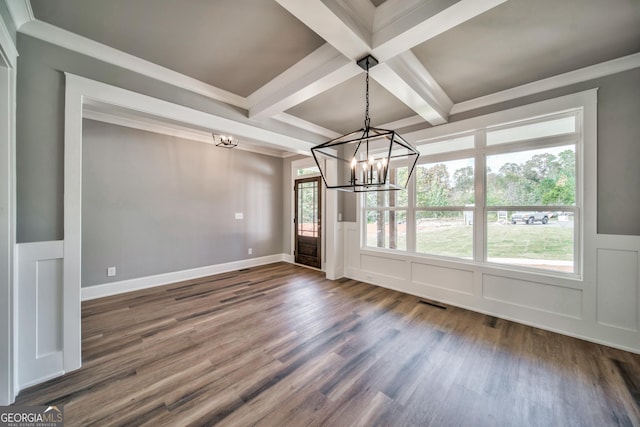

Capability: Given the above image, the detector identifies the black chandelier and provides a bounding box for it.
[311,55,419,192]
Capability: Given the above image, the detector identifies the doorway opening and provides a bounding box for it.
[294,176,322,269]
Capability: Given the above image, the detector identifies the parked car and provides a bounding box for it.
[511,211,551,225]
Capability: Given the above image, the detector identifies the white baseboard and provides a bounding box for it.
[283,253,294,263]
[81,254,289,301]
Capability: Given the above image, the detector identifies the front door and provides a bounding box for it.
[294,177,321,269]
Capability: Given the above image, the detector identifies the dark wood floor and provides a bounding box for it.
[15,262,640,426]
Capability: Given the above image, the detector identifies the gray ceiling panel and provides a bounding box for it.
[411,0,640,103]
[286,74,417,135]
[31,0,325,97]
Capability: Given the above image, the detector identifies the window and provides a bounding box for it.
[415,158,474,259]
[297,166,320,176]
[365,167,408,251]
[362,110,582,275]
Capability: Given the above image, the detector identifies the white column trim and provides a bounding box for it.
[0,9,17,405]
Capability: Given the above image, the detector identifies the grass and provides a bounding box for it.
[367,219,574,261]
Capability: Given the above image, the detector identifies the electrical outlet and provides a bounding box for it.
[235,212,243,220]
[248,248,252,255]
[107,266,116,277]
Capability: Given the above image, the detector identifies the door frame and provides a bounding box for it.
[290,158,325,270]
[0,15,18,404]
[294,175,322,268]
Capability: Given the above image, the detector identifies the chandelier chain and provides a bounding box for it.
[364,59,370,131]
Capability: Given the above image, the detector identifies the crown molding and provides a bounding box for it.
[4,0,34,30]
[451,52,640,115]
[20,19,248,109]
[83,107,294,159]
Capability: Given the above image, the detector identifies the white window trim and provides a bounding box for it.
[361,89,597,281]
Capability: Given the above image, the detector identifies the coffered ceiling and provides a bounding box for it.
[14,0,640,155]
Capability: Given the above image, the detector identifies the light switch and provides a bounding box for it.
[235,212,243,220]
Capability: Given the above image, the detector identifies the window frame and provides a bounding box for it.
[361,106,584,278]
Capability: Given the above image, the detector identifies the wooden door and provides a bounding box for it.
[294,177,321,268]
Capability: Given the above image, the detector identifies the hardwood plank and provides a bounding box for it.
[14,262,640,426]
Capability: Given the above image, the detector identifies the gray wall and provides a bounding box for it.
[82,119,283,287]
[339,68,640,236]
[16,33,321,243]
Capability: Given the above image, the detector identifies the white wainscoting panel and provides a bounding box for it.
[482,274,583,319]
[412,263,473,295]
[361,254,407,281]
[17,241,65,389]
[596,246,639,332]
[345,224,360,273]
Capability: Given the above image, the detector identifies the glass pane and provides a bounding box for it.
[365,210,407,251]
[417,135,475,155]
[487,116,575,145]
[416,211,473,259]
[297,166,319,176]
[297,181,318,237]
[365,166,408,208]
[486,145,575,206]
[487,210,574,273]
[416,158,474,207]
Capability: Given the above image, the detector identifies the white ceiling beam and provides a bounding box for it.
[247,43,360,120]
[5,0,34,30]
[372,0,508,61]
[274,0,371,60]
[371,50,452,125]
[272,113,341,139]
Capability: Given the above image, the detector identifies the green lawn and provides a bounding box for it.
[368,219,574,262]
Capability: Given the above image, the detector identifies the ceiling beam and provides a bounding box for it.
[371,50,452,125]
[247,43,360,120]
[274,0,371,60]
[272,113,341,139]
[5,0,34,30]
[372,0,509,61]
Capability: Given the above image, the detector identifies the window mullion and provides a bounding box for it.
[474,130,486,263]
[407,166,416,253]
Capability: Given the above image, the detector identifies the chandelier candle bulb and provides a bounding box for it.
[377,161,382,182]
[351,158,357,184]
[382,157,388,180]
